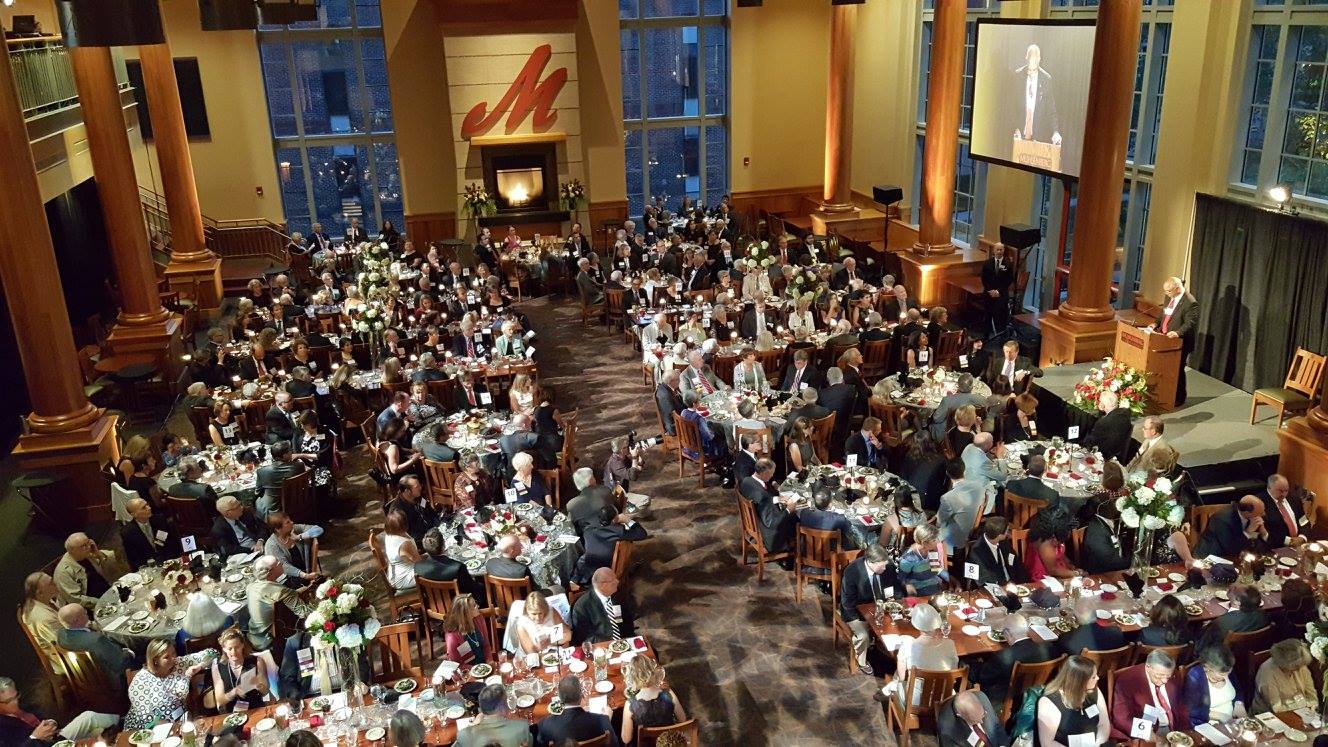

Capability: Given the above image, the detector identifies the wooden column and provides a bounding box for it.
[0,39,119,528]
[820,3,857,213]
[912,0,965,256]
[139,40,224,310]
[1036,0,1142,366]
[70,45,181,363]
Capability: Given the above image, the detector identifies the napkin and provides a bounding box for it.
[435,660,460,680]
[103,615,129,632]
[1031,624,1058,641]
[1194,724,1231,745]
[879,634,905,652]
[1042,577,1064,593]
[216,600,243,615]
[557,534,580,544]
[454,717,474,732]
[151,723,174,742]
[588,696,610,715]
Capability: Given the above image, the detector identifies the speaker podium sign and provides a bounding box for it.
[1011,137,1062,173]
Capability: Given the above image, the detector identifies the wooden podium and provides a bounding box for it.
[1114,321,1183,412]
[1012,137,1062,172]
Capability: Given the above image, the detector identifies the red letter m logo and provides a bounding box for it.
[461,44,569,139]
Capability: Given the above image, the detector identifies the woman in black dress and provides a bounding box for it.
[209,401,243,447]
[1036,655,1109,747]
[210,628,269,713]
[1139,594,1191,646]
[620,656,687,746]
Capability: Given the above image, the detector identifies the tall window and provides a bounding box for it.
[914,1,999,247]
[1234,5,1328,207]
[620,0,729,217]
[258,0,402,238]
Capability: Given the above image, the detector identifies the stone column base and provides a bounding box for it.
[1037,310,1119,368]
[897,247,984,309]
[11,413,120,531]
[163,257,223,312]
[106,314,185,380]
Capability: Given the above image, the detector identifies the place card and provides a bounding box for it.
[103,615,129,632]
[1030,624,1057,641]
[557,534,580,544]
[588,696,610,715]
[1194,724,1231,745]
[434,660,460,681]
[1042,577,1064,593]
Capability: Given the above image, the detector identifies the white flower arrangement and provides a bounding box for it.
[303,577,379,650]
[1115,473,1181,529]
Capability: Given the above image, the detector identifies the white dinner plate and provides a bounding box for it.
[568,660,587,673]
[131,610,150,621]
[1167,573,1186,582]
[594,680,614,694]
[974,598,993,609]
[961,624,981,636]
[1099,583,1118,593]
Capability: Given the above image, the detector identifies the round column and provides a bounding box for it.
[821,4,858,212]
[913,0,965,255]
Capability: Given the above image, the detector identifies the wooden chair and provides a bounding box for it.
[415,577,460,659]
[654,398,678,453]
[422,458,458,510]
[886,667,968,747]
[605,288,627,330]
[830,548,865,672]
[577,734,611,747]
[935,328,969,370]
[737,495,792,583]
[1004,490,1043,530]
[1009,528,1029,563]
[673,413,720,488]
[1131,642,1188,666]
[1245,648,1272,704]
[1079,644,1135,701]
[281,469,315,523]
[794,526,839,603]
[426,378,457,408]
[1069,526,1086,565]
[860,339,892,381]
[809,411,836,464]
[483,574,532,629]
[367,529,421,619]
[538,468,564,510]
[164,494,213,540]
[581,296,606,327]
[358,413,378,452]
[1187,503,1225,549]
[638,719,699,747]
[243,398,273,441]
[1250,347,1326,427]
[187,405,212,444]
[368,620,423,684]
[1000,655,1066,722]
[611,539,636,586]
[17,607,67,712]
[1226,625,1276,692]
[57,647,124,715]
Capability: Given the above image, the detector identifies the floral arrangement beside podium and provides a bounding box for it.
[1071,356,1150,416]
[303,579,380,698]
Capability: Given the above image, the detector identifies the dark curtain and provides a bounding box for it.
[1188,193,1328,394]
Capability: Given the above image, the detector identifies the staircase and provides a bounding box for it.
[139,186,293,286]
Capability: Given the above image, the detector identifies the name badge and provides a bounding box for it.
[526,347,536,359]
[959,354,969,367]
[1085,704,1100,719]
[1141,704,1162,723]
[464,484,475,493]
[155,529,169,542]
[882,586,895,598]
[297,647,316,675]
[918,350,930,363]
[1028,420,1037,435]
[967,730,981,746]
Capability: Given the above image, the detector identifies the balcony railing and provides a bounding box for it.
[7,35,130,120]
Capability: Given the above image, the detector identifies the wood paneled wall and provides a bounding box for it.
[406,212,458,245]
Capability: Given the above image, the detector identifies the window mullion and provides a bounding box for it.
[1260,25,1295,191]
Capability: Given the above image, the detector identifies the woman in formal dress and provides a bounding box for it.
[1025,514,1078,581]
[900,430,949,512]
[125,639,217,730]
[509,452,549,506]
[512,591,571,655]
[741,261,772,301]
[786,296,816,339]
[380,220,401,253]
[905,331,934,370]
[892,602,959,705]
[209,401,243,447]
[732,348,768,392]
[377,420,421,479]
[946,405,979,457]
[508,374,535,416]
[287,339,319,377]
[444,594,491,665]
[785,417,820,472]
[380,510,420,591]
[1000,392,1039,443]
[1036,655,1109,747]
[621,656,687,746]
[1182,644,1246,726]
[211,628,268,713]
[531,383,563,452]
[1138,594,1190,647]
[452,453,498,510]
[336,338,358,369]
[244,279,271,309]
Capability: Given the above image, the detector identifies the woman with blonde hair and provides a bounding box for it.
[786,295,816,338]
[125,639,216,729]
[443,594,491,665]
[1036,654,1109,747]
[382,356,404,386]
[20,572,62,675]
[621,656,687,745]
[946,404,979,456]
[512,591,571,654]
[211,628,268,712]
[508,373,535,416]
[118,434,153,485]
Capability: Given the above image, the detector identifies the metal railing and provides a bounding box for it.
[7,35,131,120]
[139,186,293,265]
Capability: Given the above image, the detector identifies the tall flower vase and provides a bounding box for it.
[336,645,366,705]
[314,645,366,702]
[1130,525,1157,578]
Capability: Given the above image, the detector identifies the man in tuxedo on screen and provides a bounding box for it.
[1154,276,1198,405]
[1012,44,1061,148]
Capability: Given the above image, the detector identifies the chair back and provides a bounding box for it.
[577,734,611,747]
[280,468,315,523]
[734,424,772,455]
[899,668,969,724]
[188,406,212,443]
[538,468,563,510]
[712,355,737,388]
[367,528,389,573]
[1004,490,1042,530]
[358,413,378,451]
[1133,642,1188,666]
[164,494,213,538]
[1069,527,1086,565]
[935,329,968,369]
[638,718,700,747]
[369,620,422,683]
[1226,625,1276,681]
[809,411,836,463]
[426,378,457,406]
[610,539,636,582]
[16,607,66,709]
[1245,648,1273,703]
[861,339,892,379]
[605,288,627,320]
[243,398,273,439]
[673,413,704,460]
[868,398,909,447]
[1009,528,1029,563]
[483,574,532,625]
[416,577,461,626]
[1001,654,1066,720]
[1188,504,1225,548]
[737,497,762,554]
[797,526,840,576]
[1285,347,1328,397]
[756,348,783,379]
[422,458,458,510]
[58,647,122,714]
[558,410,580,472]
[1079,645,1134,686]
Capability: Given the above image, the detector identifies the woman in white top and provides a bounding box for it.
[741,261,772,301]
[513,591,571,654]
[380,510,420,591]
[892,603,959,706]
[1184,645,1245,724]
[785,297,816,338]
[508,374,535,416]
[1036,655,1110,747]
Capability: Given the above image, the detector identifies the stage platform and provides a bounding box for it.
[1031,362,1280,494]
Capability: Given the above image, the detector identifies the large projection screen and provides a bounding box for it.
[971,19,1096,180]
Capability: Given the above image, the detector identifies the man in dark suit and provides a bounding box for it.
[56,603,136,693]
[965,517,1030,586]
[536,676,618,746]
[416,528,484,601]
[938,690,1011,747]
[1214,583,1267,633]
[570,567,635,644]
[740,299,775,340]
[839,544,901,676]
[1005,455,1062,507]
[284,368,318,398]
[859,312,891,343]
[576,258,604,305]
[654,371,684,436]
[566,467,615,535]
[1059,598,1126,656]
[1158,276,1199,405]
[880,285,919,324]
[1080,498,1130,575]
[577,505,648,584]
[236,341,277,380]
[981,340,1044,395]
[741,458,798,559]
[797,490,856,550]
[376,393,410,441]
[255,441,307,517]
[1012,43,1060,144]
[832,257,863,290]
[384,476,439,544]
[452,372,491,411]
[120,498,175,570]
[265,392,300,444]
[1082,390,1133,463]
[166,456,221,511]
[486,535,536,586]
[211,496,267,557]
[817,367,858,447]
[1195,496,1270,558]
[844,417,888,470]
[981,244,1017,335]
[974,614,1054,707]
[451,321,483,359]
[1259,473,1304,548]
[1109,654,1187,741]
[681,252,711,293]
[780,348,821,393]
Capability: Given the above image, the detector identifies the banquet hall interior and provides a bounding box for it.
[2,0,1328,745]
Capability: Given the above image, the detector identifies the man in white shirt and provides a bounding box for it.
[1013,43,1061,146]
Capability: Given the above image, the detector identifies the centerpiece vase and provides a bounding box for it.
[1130,525,1156,577]
[337,645,365,704]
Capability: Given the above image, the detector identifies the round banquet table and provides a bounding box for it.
[780,463,903,549]
[698,389,797,449]
[156,444,262,502]
[1000,439,1107,500]
[885,367,994,410]
[93,557,253,648]
[438,502,581,590]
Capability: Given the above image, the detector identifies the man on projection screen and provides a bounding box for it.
[1012,43,1061,149]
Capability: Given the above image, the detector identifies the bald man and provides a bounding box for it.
[570,568,635,645]
[1157,276,1198,404]
[55,604,135,693]
[53,533,119,608]
[1196,495,1270,558]
[119,498,174,570]
[937,690,1010,747]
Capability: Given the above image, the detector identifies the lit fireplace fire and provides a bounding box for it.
[495,167,543,208]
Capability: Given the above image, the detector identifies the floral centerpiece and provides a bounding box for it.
[559,179,587,213]
[784,263,824,302]
[1116,472,1183,574]
[302,579,379,697]
[745,240,775,269]
[1071,357,1150,416]
[1303,621,1328,706]
[462,182,496,218]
